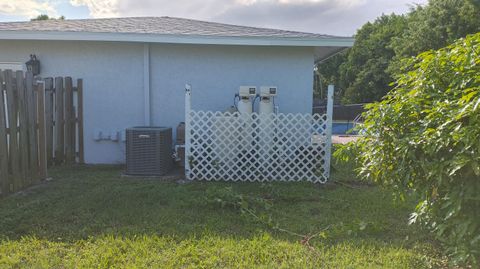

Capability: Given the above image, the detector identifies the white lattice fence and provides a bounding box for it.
[184,85,334,183]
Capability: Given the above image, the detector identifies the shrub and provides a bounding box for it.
[336,33,480,265]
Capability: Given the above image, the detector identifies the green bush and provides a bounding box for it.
[336,33,480,265]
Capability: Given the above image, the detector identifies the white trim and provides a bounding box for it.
[184,84,192,180]
[325,85,334,179]
[143,43,151,126]
[0,62,24,71]
[0,31,354,47]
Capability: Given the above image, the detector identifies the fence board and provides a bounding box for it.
[44,78,54,166]
[37,82,47,179]
[0,73,10,195]
[26,72,38,182]
[55,77,64,164]
[16,70,29,187]
[77,79,84,164]
[64,77,74,164]
[4,70,20,191]
[0,71,83,196]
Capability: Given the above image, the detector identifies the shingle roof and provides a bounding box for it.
[0,16,346,40]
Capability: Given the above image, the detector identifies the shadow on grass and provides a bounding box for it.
[0,165,448,268]
[0,165,430,245]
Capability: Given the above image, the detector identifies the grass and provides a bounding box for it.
[0,164,446,268]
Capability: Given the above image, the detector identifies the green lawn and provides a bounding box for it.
[0,165,445,268]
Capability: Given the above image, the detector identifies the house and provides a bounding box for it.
[0,17,353,164]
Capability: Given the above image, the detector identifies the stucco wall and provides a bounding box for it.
[0,40,314,164]
[149,44,314,129]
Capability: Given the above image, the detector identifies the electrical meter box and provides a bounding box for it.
[239,86,257,97]
[260,86,277,97]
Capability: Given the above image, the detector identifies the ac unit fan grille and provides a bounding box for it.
[126,127,173,176]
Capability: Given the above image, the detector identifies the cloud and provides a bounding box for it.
[70,0,120,17]
[0,0,58,18]
[110,0,235,20]
[213,0,423,35]
[99,0,425,35]
[235,0,366,8]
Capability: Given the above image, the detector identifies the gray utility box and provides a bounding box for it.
[126,127,173,176]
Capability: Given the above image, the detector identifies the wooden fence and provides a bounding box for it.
[0,70,83,196]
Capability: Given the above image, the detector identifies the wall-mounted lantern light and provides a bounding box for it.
[25,54,40,75]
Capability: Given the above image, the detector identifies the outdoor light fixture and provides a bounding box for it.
[25,54,40,75]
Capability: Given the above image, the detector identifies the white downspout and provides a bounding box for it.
[143,43,151,126]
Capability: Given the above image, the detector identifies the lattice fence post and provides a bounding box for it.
[324,85,334,179]
[184,84,192,180]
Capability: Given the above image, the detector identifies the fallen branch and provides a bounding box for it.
[244,208,331,251]
[300,225,332,250]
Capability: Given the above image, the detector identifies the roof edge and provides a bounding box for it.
[0,30,354,47]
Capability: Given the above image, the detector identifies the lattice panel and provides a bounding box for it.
[186,111,330,183]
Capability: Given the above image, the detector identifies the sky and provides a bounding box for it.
[0,0,428,36]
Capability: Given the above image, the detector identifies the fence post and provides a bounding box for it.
[64,77,74,164]
[184,84,192,180]
[55,77,64,164]
[26,72,38,182]
[325,85,334,180]
[37,81,47,179]
[0,72,9,195]
[44,78,54,167]
[4,70,20,191]
[16,71,29,187]
[77,79,84,164]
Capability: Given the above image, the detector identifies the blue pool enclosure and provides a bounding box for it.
[313,103,366,135]
[332,122,356,135]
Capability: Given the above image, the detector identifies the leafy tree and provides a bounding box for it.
[31,14,65,21]
[318,0,480,104]
[314,51,347,103]
[342,14,406,104]
[31,14,50,21]
[389,0,480,71]
[319,14,407,104]
[337,33,480,266]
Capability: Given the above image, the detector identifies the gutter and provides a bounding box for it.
[0,31,355,48]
